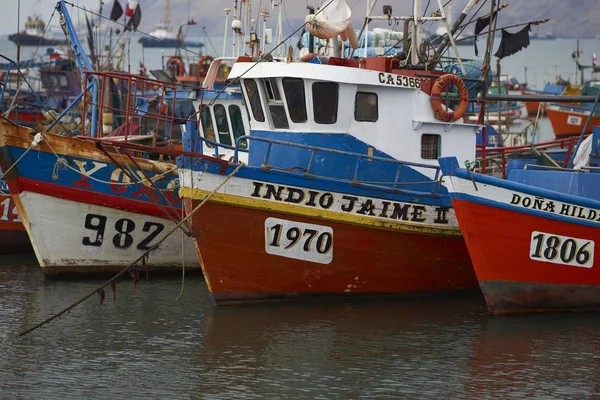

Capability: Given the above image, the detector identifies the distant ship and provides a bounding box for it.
[138,21,203,48]
[8,16,67,47]
[138,0,203,48]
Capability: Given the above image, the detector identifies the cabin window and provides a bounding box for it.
[58,74,69,89]
[244,79,265,122]
[354,92,378,122]
[282,78,307,123]
[264,78,281,101]
[229,105,247,149]
[421,134,441,159]
[263,78,289,129]
[312,82,338,124]
[199,106,215,148]
[214,104,232,146]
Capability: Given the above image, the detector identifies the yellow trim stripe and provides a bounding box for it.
[179,187,462,237]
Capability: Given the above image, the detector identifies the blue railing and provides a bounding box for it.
[232,135,443,196]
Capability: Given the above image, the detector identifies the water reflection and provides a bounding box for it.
[1,259,600,399]
[466,314,600,399]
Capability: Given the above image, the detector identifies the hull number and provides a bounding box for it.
[265,217,333,264]
[83,213,165,250]
[530,231,594,268]
[378,73,421,88]
[567,115,582,126]
[0,198,22,224]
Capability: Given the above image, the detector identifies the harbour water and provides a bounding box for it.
[2,254,600,399]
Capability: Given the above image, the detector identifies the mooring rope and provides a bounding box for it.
[18,162,244,337]
[42,135,177,185]
[0,132,45,197]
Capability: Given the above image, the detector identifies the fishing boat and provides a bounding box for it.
[138,0,203,48]
[0,1,249,276]
[0,178,30,254]
[546,103,600,138]
[8,14,67,47]
[175,0,491,304]
[439,115,600,313]
[519,81,578,116]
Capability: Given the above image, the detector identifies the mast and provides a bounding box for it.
[411,0,421,65]
[166,0,171,24]
[223,8,231,57]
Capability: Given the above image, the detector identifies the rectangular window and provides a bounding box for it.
[213,104,232,146]
[263,78,289,129]
[312,82,339,124]
[264,78,281,101]
[421,134,441,159]
[229,105,247,148]
[354,92,378,122]
[199,106,215,148]
[282,78,307,123]
[244,79,265,122]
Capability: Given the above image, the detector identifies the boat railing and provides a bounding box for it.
[82,70,205,148]
[476,136,580,178]
[233,135,443,197]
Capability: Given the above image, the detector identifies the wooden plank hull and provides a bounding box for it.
[0,121,199,277]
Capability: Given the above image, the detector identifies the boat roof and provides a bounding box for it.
[228,61,418,90]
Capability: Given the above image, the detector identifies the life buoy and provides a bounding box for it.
[430,74,469,122]
[198,55,214,76]
[166,57,185,77]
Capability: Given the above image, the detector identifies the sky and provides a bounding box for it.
[0,0,100,35]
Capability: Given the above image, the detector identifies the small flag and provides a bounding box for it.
[109,0,124,21]
[125,0,138,17]
[124,3,142,32]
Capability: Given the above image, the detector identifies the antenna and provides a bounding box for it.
[166,0,172,24]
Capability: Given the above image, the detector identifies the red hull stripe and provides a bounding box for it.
[16,177,181,219]
[186,199,476,303]
[453,198,600,313]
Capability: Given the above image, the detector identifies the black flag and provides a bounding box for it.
[473,10,498,57]
[109,0,124,21]
[494,24,531,59]
[124,4,142,32]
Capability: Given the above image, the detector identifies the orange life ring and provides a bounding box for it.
[198,55,214,76]
[166,57,185,77]
[430,74,469,122]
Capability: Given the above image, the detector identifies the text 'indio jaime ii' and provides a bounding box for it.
[251,182,451,225]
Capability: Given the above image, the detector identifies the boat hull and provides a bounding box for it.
[0,122,199,277]
[187,199,476,303]
[546,105,600,138]
[8,33,66,46]
[138,37,203,48]
[453,198,600,314]
[179,166,477,304]
[519,87,543,115]
[0,217,30,254]
[439,159,600,314]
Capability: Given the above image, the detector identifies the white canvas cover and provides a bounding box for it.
[305,0,359,49]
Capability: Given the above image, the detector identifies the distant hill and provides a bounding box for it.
[103,0,599,39]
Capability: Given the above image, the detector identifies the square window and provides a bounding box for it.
[421,134,441,159]
[354,92,378,122]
